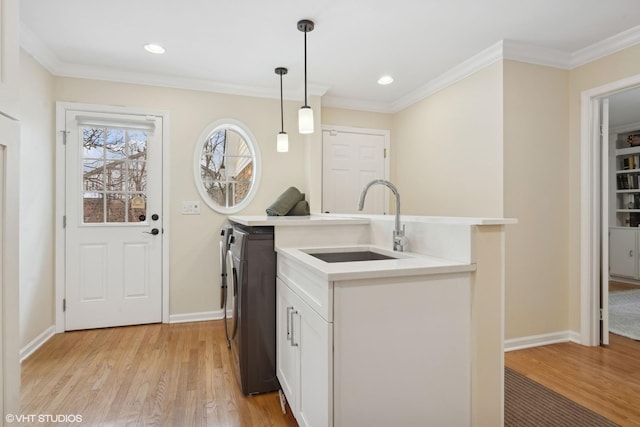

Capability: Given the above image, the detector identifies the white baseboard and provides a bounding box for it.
[504,330,578,352]
[20,325,56,362]
[169,309,231,324]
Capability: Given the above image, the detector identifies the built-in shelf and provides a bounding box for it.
[614,129,640,227]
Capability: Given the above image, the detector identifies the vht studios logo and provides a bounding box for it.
[6,414,83,423]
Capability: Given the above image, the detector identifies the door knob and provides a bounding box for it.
[143,228,160,235]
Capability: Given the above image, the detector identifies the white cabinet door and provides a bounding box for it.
[277,277,332,427]
[276,278,300,413]
[297,295,332,427]
[609,228,637,278]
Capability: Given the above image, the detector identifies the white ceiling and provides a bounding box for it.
[20,0,640,112]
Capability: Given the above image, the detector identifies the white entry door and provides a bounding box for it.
[322,128,388,214]
[64,110,163,331]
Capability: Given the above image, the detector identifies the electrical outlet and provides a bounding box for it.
[181,201,201,215]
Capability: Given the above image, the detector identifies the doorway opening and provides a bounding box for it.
[581,74,640,346]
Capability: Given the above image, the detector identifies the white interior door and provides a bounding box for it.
[601,98,610,345]
[64,110,163,331]
[322,128,387,214]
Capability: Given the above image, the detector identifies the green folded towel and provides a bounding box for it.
[266,187,304,216]
[287,200,310,216]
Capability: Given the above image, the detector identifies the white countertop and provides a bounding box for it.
[228,214,370,227]
[276,244,476,281]
[229,213,516,227]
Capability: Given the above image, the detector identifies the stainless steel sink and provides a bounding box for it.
[308,251,397,263]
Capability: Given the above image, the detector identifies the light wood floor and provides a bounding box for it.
[21,321,298,427]
[506,283,640,426]
[23,316,640,426]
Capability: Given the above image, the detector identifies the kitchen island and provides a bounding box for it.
[229,214,515,427]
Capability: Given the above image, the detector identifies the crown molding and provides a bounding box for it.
[321,95,393,114]
[20,23,63,74]
[501,40,571,69]
[390,40,504,113]
[571,24,640,68]
[20,22,327,102]
[20,21,640,114]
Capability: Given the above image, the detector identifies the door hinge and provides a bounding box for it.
[63,298,66,312]
[60,130,69,145]
[63,215,67,228]
[384,148,387,159]
[600,308,603,321]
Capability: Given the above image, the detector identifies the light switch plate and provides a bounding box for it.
[181,201,201,215]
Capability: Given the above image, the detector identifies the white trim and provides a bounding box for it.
[55,102,171,332]
[502,40,571,69]
[20,326,55,363]
[504,331,577,352]
[0,114,20,417]
[571,24,640,68]
[580,74,640,346]
[20,22,327,103]
[21,19,640,115]
[391,41,504,113]
[321,96,393,115]
[193,118,262,214]
[169,310,227,324]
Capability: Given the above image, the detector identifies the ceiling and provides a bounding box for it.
[20,0,640,113]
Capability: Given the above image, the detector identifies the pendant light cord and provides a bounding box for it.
[280,73,285,132]
[304,30,308,108]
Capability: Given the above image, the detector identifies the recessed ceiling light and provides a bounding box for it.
[377,75,394,85]
[144,43,165,54]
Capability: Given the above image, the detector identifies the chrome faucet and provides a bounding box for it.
[358,179,407,252]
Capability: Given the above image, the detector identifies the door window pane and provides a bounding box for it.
[106,193,126,223]
[83,193,104,223]
[81,125,149,224]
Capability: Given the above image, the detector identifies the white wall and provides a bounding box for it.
[19,50,55,348]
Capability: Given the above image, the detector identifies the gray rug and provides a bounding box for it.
[505,367,619,426]
[609,290,640,340]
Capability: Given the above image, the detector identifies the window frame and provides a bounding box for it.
[193,118,262,214]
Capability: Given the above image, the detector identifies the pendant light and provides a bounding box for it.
[275,67,289,152]
[297,19,314,134]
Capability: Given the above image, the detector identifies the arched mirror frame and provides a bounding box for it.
[193,118,262,214]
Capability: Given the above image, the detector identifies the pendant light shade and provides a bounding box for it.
[297,19,314,134]
[298,106,313,134]
[277,132,289,152]
[275,67,289,152]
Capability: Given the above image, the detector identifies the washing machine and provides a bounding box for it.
[224,223,279,395]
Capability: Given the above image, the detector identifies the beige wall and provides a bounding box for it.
[567,44,640,331]
[391,61,504,217]
[20,40,640,351]
[322,107,393,130]
[19,51,55,348]
[503,61,570,339]
[53,78,309,317]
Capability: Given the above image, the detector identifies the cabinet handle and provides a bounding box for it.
[290,309,299,347]
[630,250,634,257]
[286,306,293,341]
